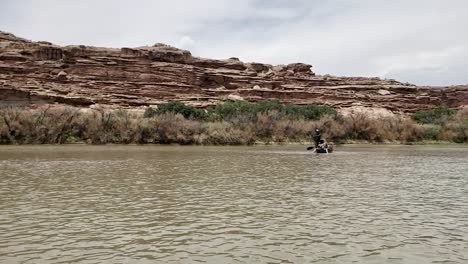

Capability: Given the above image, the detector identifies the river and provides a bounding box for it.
[1,145,467,263]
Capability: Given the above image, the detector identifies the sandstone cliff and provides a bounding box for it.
[1,31,467,112]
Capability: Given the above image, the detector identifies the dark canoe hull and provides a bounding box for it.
[315,148,333,153]
[308,145,334,153]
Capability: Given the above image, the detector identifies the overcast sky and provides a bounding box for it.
[1,0,467,86]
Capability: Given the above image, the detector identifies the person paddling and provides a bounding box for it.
[313,128,321,148]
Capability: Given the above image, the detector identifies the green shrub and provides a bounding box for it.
[421,125,442,140]
[145,101,336,123]
[213,100,336,121]
[213,100,258,121]
[413,106,456,124]
[283,103,337,120]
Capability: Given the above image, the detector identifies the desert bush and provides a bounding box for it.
[252,111,277,142]
[452,131,467,143]
[397,118,424,142]
[272,119,312,143]
[0,108,22,143]
[0,106,81,144]
[38,107,80,143]
[80,110,117,144]
[2,103,467,145]
[341,112,379,141]
[110,110,140,144]
[149,113,205,144]
[373,116,423,142]
[327,113,424,143]
[445,108,468,143]
[202,122,254,145]
[144,102,208,120]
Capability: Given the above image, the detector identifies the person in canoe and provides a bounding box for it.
[308,128,333,153]
[313,128,321,148]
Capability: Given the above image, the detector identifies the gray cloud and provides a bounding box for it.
[1,0,467,85]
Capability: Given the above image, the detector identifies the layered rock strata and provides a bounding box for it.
[1,31,467,112]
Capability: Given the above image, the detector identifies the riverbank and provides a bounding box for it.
[1,140,467,147]
[1,102,467,145]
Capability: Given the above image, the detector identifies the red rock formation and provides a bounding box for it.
[1,31,467,112]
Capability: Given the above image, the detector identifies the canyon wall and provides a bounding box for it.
[1,31,467,112]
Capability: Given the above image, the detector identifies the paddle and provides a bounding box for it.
[307,146,315,151]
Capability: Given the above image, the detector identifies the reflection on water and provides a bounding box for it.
[1,145,468,263]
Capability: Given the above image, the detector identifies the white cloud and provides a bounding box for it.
[176,36,195,50]
[1,0,468,85]
[374,46,467,76]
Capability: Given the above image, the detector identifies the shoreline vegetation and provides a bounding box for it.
[1,101,467,145]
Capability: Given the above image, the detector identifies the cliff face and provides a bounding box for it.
[1,31,467,112]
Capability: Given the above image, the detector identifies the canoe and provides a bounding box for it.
[315,145,333,153]
[307,144,334,153]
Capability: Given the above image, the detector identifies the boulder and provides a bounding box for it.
[227,94,244,101]
[246,63,270,73]
[286,63,314,74]
[377,89,391,95]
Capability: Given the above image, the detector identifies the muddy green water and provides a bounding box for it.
[0,145,468,263]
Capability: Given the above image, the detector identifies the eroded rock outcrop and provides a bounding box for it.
[1,31,467,112]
